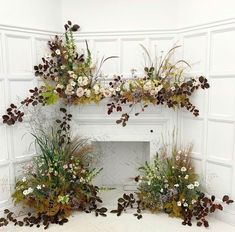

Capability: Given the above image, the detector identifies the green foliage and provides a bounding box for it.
[137,143,200,217]
[12,124,102,219]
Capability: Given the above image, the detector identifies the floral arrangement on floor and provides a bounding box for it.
[0,108,107,229]
[2,21,209,127]
[111,142,233,227]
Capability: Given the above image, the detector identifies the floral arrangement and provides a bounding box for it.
[111,142,233,227]
[107,47,209,126]
[0,108,107,229]
[2,21,209,127]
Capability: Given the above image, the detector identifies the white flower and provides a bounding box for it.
[171,86,176,91]
[55,49,61,55]
[181,167,187,172]
[192,199,197,204]
[103,89,112,98]
[22,177,26,182]
[23,190,28,196]
[56,84,64,89]
[36,185,41,190]
[150,89,157,96]
[65,84,74,96]
[175,155,180,161]
[76,87,84,97]
[184,175,189,180]
[70,80,76,87]
[42,184,45,187]
[61,65,66,70]
[177,201,182,206]
[82,79,89,86]
[63,164,68,169]
[85,89,91,97]
[164,183,169,188]
[187,184,194,190]
[68,71,74,75]
[160,188,164,193]
[116,87,121,92]
[161,73,166,79]
[54,171,58,176]
[194,181,200,187]
[183,202,188,207]
[143,81,152,91]
[93,84,100,94]
[178,150,182,154]
[147,181,151,185]
[174,184,179,187]
[155,84,163,92]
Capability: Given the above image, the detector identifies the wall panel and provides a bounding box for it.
[180,21,235,224]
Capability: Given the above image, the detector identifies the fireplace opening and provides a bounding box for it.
[92,141,150,190]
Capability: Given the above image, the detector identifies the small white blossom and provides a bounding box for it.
[63,164,68,169]
[76,87,84,97]
[183,202,188,207]
[174,184,179,187]
[176,155,180,161]
[23,190,28,196]
[185,175,189,180]
[187,184,194,190]
[70,80,76,87]
[65,84,74,96]
[177,201,182,206]
[55,49,61,55]
[160,188,164,193]
[192,199,197,204]
[93,84,100,94]
[103,89,112,98]
[85,89,91,97]
[22,177,26,182]
[181,167,187,172]
[56,84,64,89]
[36,185,41,190]
[194,181,200,187]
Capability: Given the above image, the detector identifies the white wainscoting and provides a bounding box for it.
[0,19,235,225]
[179,21,235,224]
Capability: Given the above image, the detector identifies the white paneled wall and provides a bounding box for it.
[1,17,235,225]
[0,27,54,211]
[179,21,235,224]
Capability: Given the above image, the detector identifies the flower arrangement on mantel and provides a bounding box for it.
[2,21,209,127]
[111,142,234,227]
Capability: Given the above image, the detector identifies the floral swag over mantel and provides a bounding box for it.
[2,21,209,126]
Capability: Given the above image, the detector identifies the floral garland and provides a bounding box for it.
[2,21,209,126]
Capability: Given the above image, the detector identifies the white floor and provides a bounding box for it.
[2,189,235,232]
